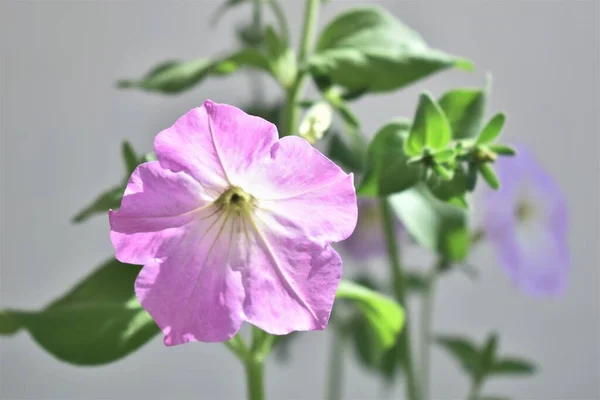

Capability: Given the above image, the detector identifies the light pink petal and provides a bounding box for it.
[154,101,278,194]
[135,213,247,344]
[241,210,343,334]
[109,161,207,265]
[249,136,358,243]
[202,100,280,187]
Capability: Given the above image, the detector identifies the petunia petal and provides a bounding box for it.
[154,100,278,195]
[248,136,358,243]
[483,146,569,295]
[135,213,247,344]
[109,161,207,265]
[241,210,342,334]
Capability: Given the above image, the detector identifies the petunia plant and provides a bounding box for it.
[0,1,569,400]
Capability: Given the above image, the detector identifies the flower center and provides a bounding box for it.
[215,186,255,217]
[515,199,534,222]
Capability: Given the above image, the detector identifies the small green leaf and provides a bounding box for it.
[490,357,537,376]
[389,185,470,261]
[478,163,500,190]
[405,93,452,156]
[72,185,124,223]
[0,311,21,335]
[118,49,269,94]
[432,148,456,162]
[358,119,422,196]
[336,280,405,350]
[488,144,517,156]
[0,259,159,365]
[435,335,480,377]
[427,163,468,202]
[477,113,506,144]
[432,164,454,181]
[309,7,472,95]
[327,134,365,173]
[121,141,138,175]
[480,333,499,376]
[405,272,429,292]
[439,88,486,139]
[466,162,478,192]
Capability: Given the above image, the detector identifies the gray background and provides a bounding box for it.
[1,1,599,399]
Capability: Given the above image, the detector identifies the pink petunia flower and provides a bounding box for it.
[109,100,357,344]
[482,146,569,296]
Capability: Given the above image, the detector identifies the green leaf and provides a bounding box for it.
[480,333,498,376]
[477,113,506,144]
[118,49,269,94]
[478,163,500,190]
[426,163,469,202]
[432,164,454,181]
[336,280,405,350]
[264,25,297,88]
[490,357,536,376]
[327,133,365,172]
[389,185,470,261]
[432,148,456,162]
[309,7,472,95]
[439,88,486,139]
[72,185,124,223]
[358,120,422,196]
[488,144,517,156]
[405,93,452,156]
[0,259,159,365]
[435,335,480,377]
[0,311,21,335]
[121,141,138,175]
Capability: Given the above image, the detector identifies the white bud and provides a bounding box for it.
[298,102,333,144]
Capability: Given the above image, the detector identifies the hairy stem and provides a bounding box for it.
[245,356,265,400]
[379,198,420,400]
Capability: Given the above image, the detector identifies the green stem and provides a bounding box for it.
[379,198,420,400]
[267,0,289,43]
[466,380,482,400]
[419,269,438,400]
[245,356,265,400]
[279,0,320,136]
[325,330,345,400]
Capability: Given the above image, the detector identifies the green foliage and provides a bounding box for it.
[0,259,159,365]
[336,280,405,351]
[389,185,470,261]
[439,88,486,139]
[436,333,537,389]
[478,163,500,190]
[309,7,472,95]
[327,133,364,173]
[489,357,537,376]
[118,49,270,94]
[477,113,506,144]
[72,185,124,223]
[73,141,151,223]
[264,26,297,88]
[405,93,452,156]
[357,119,422,196]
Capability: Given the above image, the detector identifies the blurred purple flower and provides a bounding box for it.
[339,198,403,260]
[483,146,569,295]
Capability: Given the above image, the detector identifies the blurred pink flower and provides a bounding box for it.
[483,146,569,295]
[109,100,357,344]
